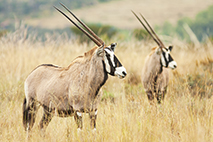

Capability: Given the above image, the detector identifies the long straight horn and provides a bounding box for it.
[139,13,165,48]
[60,3,105,46]
[131,11,161,47]
[53,6,102,47]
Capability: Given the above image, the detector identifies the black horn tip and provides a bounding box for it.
[53,5,60,11]
[59,2,66,8]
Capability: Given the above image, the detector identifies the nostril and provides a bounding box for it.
[122,71,127,76]
[174,65,177,68]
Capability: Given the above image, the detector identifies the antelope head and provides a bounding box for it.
[132,11,177,70]
[103,42,127,79]
[54,3,127,78]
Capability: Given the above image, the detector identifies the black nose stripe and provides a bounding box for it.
[122,71,127,76]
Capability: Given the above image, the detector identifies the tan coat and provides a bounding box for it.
[141,47,169,102]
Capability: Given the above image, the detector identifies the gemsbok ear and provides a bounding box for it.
[110,43,117,52]
[97,47,104,56]
[155,47,162,55]
[168,45,173,51]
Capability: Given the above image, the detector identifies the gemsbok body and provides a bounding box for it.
[132,11,177,104]
[23,3,127,134]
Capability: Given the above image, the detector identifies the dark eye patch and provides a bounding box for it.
[162,51,166,58]
[168,54,174,62]
[106,53,110,57]
[114,56,122,67]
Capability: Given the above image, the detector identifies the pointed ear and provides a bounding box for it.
[110,43,117,52]
[96,47,104,56]
[168,45,173,51]
[155,47,162,55]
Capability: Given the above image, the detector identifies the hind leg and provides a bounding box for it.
[156,92,162,104]
[74,111,83,131]
[39,106,53,133]
[24,98,39,131]
[156,88,167,104]
[162,87,167,101]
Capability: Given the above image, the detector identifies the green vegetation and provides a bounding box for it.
[0,30,7,38]
[132,28,150,40]
[173,57,213,99]
[70,23,118,43]
[157,5,213,42]
[101,90,115,103]
[0,0,113,31]
[0,0,110,19]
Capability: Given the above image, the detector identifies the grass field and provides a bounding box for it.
[0,28,213,142]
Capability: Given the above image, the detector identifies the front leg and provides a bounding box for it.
[39,107,54,137]
[89,110,98,130]
[156,91,162,104]
[156,87,167,104]
[146,90,155,105]
[74,111,83,130]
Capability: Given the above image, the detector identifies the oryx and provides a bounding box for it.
[23,3,127,134]
[132,11,177,104]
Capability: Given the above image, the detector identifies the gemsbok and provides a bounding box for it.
[132,11,177,104]
[23,3,127,134]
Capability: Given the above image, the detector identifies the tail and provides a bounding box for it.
[23,97,28,131]
[22,97,37,131]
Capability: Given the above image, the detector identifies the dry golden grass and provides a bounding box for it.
[1,29,213,142]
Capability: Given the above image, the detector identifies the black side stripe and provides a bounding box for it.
[114,56,122,67]
[94,61,109,97]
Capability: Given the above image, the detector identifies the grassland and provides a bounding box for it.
[0,28,213,142]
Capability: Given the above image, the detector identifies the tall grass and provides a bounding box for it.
[0,28,213,142]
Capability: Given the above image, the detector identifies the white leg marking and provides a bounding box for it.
[93,128,97,132]
[26,123,30,140]
[77,128,82,133]
[27,123,30,131]
[76,112,82,117]
[95,110,98,116]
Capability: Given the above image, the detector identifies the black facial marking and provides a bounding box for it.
[168,54,174,62]
[162,51,168,67]
[104,48,123,77]
[114,56,122,67]
[162,49,175,68]
[105,52,115,76]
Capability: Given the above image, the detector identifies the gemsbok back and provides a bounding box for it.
[132,11,177,104]
[23,3,127,135]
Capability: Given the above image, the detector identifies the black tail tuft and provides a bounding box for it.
[23,97,28,131]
